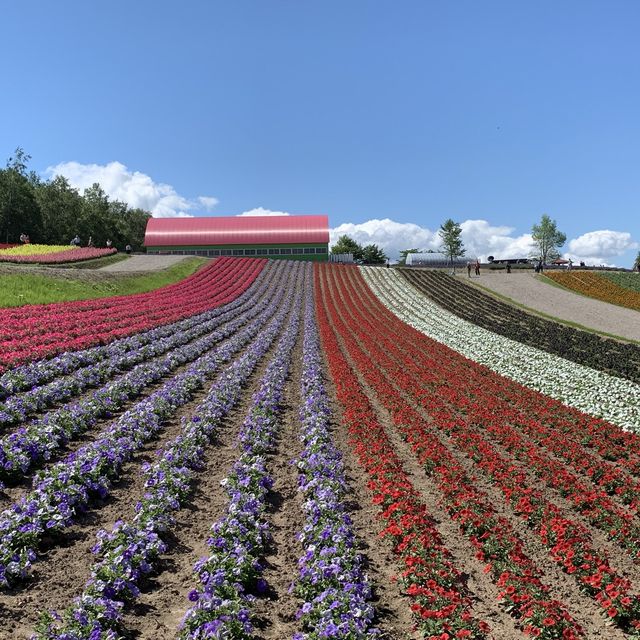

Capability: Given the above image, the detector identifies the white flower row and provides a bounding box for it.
[360,267,640,432]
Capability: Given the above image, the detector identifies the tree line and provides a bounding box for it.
[0,148,150,249]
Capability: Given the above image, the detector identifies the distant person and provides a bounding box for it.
[19,233,27,244]
[106,239,112,248]
[467,261,471,278]
[579,261,585,267]
[125,244,132,254]
[475,259,480,276]
[506,263,511,274]
[87,236,94,247]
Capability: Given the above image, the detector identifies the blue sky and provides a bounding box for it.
[1,1,639,265]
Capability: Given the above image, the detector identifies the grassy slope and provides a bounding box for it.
[0,257,208,307]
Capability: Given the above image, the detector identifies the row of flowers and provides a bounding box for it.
[291,281,379,638]
[319,264,583,639]
[178,267,306,638]
[0,263,286,486]
[33,263,306,639]
[0,264,274,426]
[332,265,640,634]
[361,267,640,431]
[0,261,290,588]
[0,246,117,263]
[364,268,640,506]
[546,271,640,312]
[349,273,640,557]
[0,256,265,372]
[315,265,492,639]
[399,268,640,385]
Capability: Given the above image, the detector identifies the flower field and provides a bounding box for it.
[1,259,640,639]
[0,245,118,264]
[545,270,640,312]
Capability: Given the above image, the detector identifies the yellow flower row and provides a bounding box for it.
[546,271,640,312]
[0,244,73,257]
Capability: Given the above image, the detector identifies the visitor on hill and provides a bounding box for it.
[467,261,471,278]
[475,259,480,276]
[506,263,511,274]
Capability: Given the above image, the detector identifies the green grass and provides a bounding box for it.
[0,257,208,307]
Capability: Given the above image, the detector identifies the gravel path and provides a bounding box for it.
[462,270,640,342]
[99,254,195,272]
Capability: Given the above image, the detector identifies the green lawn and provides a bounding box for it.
[0,257,208,307]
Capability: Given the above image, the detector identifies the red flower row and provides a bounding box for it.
[0,257,265,372]
[319,264,583,639]
[314,267,490,640]
[330,265,640,633]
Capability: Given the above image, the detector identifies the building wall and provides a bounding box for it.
[146,242,329,261]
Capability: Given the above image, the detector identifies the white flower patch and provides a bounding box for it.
[360,267,640,432]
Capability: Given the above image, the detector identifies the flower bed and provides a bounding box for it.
[324,264,640,634]
[0,246,117,263]
[0,256,265,372]
[316,265,492,639]
[363,267,640,431]
[0,262,286,587]
[546,270,640,311]
[33,264,306,639]
[398,268,640,384]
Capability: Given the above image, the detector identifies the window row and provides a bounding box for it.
[154,246,328,257]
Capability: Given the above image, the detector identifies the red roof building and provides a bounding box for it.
[144,215,329,261]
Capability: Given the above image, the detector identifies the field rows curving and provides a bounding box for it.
[2,259,640,639]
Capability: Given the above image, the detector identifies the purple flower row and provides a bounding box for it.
[177,265,308,640]
[0,262,293,588]
[0,268,272,424]
[0,266,279,486]
[292,285,379,639]
[32,262,306,640]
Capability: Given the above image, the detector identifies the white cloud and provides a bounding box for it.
[237,207,291,217]
[330,218,535,262]
[330,219,439,261]
[460,220,534,260]
[565,230,637,266]
[45,161,218,218]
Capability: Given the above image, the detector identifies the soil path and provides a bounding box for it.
[99,255,193,272]
[463,270,640,342]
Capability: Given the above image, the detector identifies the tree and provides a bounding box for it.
[398,248,420,266]
[361,243,387,265]
[438,219,465,272]
[331,235,363,262]
[531,214,566,264]
[0,148,42,243]
[634,251,640,272]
